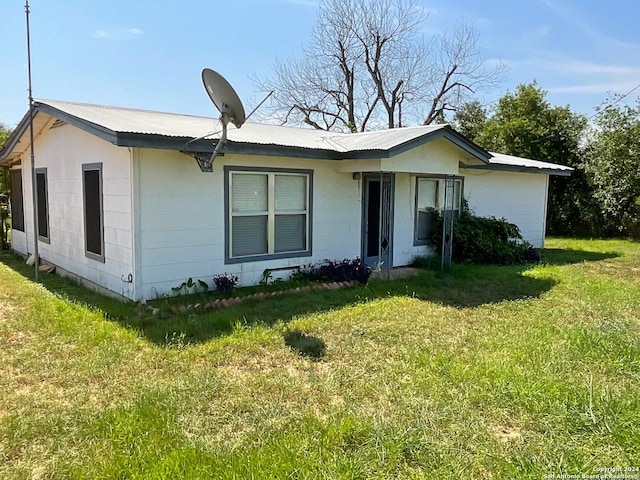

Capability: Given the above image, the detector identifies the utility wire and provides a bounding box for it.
[586,81,640,121]
[513,80,640,148]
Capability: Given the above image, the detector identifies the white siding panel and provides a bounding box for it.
[383,139,461,175]
[392,173,431,266]
[462,169,549,248]
[18,124,135,299]
[137,150,361,299]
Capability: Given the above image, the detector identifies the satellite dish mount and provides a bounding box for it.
[198,68,246,172]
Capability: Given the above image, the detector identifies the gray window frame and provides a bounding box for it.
[413,175,463,246]
[224,166,313,264]
[35,167,50,244]
[82,163,105,262]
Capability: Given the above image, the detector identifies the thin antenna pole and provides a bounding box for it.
[244,90,274,122]
[26,0,39,281]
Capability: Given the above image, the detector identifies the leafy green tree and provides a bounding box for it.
[1,122,12,249]
[584,98,640,238]
[0,122,11,195]
[0,123,10,146]
[451,100,488,141]
[454,83,600,236]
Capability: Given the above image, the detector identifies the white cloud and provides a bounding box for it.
[94,30,111,39]
[548,81,640,95]
[280,0,319,7]
[94,27,143,40]
[540,0,640,50]
[506,53,640,78]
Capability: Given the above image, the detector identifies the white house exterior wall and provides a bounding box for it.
[392,173,431,266]
[385,139,464,175]
[461,169,549,248]
[338,138,468,175]
[136,149,361,299]
[16,125,135,298]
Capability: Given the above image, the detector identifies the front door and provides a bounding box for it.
[362,174,394,276]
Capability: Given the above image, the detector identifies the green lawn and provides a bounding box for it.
[0,238,638,479]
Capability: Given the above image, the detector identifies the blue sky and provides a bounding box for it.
[1,0,639,129]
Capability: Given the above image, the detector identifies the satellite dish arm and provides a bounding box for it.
[207,114,229,166]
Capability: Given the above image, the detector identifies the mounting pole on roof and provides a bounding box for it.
[25,0,39,282]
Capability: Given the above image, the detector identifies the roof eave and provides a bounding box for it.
[36,102,119,145]
[0,102,120,166]
[0,109,34,165]
[461,163,573,177]
[115,132,344,160]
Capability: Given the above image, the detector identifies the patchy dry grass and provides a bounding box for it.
[0,238,639,479]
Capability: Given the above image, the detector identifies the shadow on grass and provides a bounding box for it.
[0,246,614,347]
[284,330,327,358]
[541,248,619,265]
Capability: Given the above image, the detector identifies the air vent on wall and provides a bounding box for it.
[50,119,67,129]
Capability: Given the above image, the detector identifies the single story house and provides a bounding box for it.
[0,100,572,301]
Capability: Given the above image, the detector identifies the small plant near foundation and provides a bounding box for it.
[213,273,239,294]
[259,268,273,287]
[292,258,372,285]
[171,277,209,296]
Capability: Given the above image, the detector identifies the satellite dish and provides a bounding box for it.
[197,68,247,171]
[202,68,246,129]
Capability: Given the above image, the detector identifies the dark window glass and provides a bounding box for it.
[83,168,103,257]
[35,169,49,240]
[10,170,24,232]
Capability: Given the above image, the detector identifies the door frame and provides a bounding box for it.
[361,173,394,276]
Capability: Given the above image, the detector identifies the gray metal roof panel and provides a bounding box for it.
[488,152,573,172]
[0,100,571,176]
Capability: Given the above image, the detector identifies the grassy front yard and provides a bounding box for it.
[1,238,639,479]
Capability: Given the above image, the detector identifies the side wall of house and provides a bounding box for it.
[392,173,432,266]
[461,169,549,248]
[16,125,135,298]
[136,150,361,299]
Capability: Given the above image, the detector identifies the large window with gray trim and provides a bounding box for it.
[82,163,105,262]
[10,169,24,232]
[35,168,49,243]
[225,167,312,263]
[414,176,462,245]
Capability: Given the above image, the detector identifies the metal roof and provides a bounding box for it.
[489,152,573,173]
[0,100,572,175]
[460,151,574,176]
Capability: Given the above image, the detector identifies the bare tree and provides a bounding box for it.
[422,22,506,125]
[254,0,505,131]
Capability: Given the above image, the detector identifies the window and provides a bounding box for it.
[35,168,49,243]
[10,169,24,232]
[226,167,312,263]
[83,163,104,262]
[414,176,462,245]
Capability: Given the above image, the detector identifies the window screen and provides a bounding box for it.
[83,164,104,261]
[35,169,49,241]
[415,176,463,245]
[10,169,24,232]
[228,169,311,261]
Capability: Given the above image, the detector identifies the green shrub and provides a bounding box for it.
[426,208,539,265]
